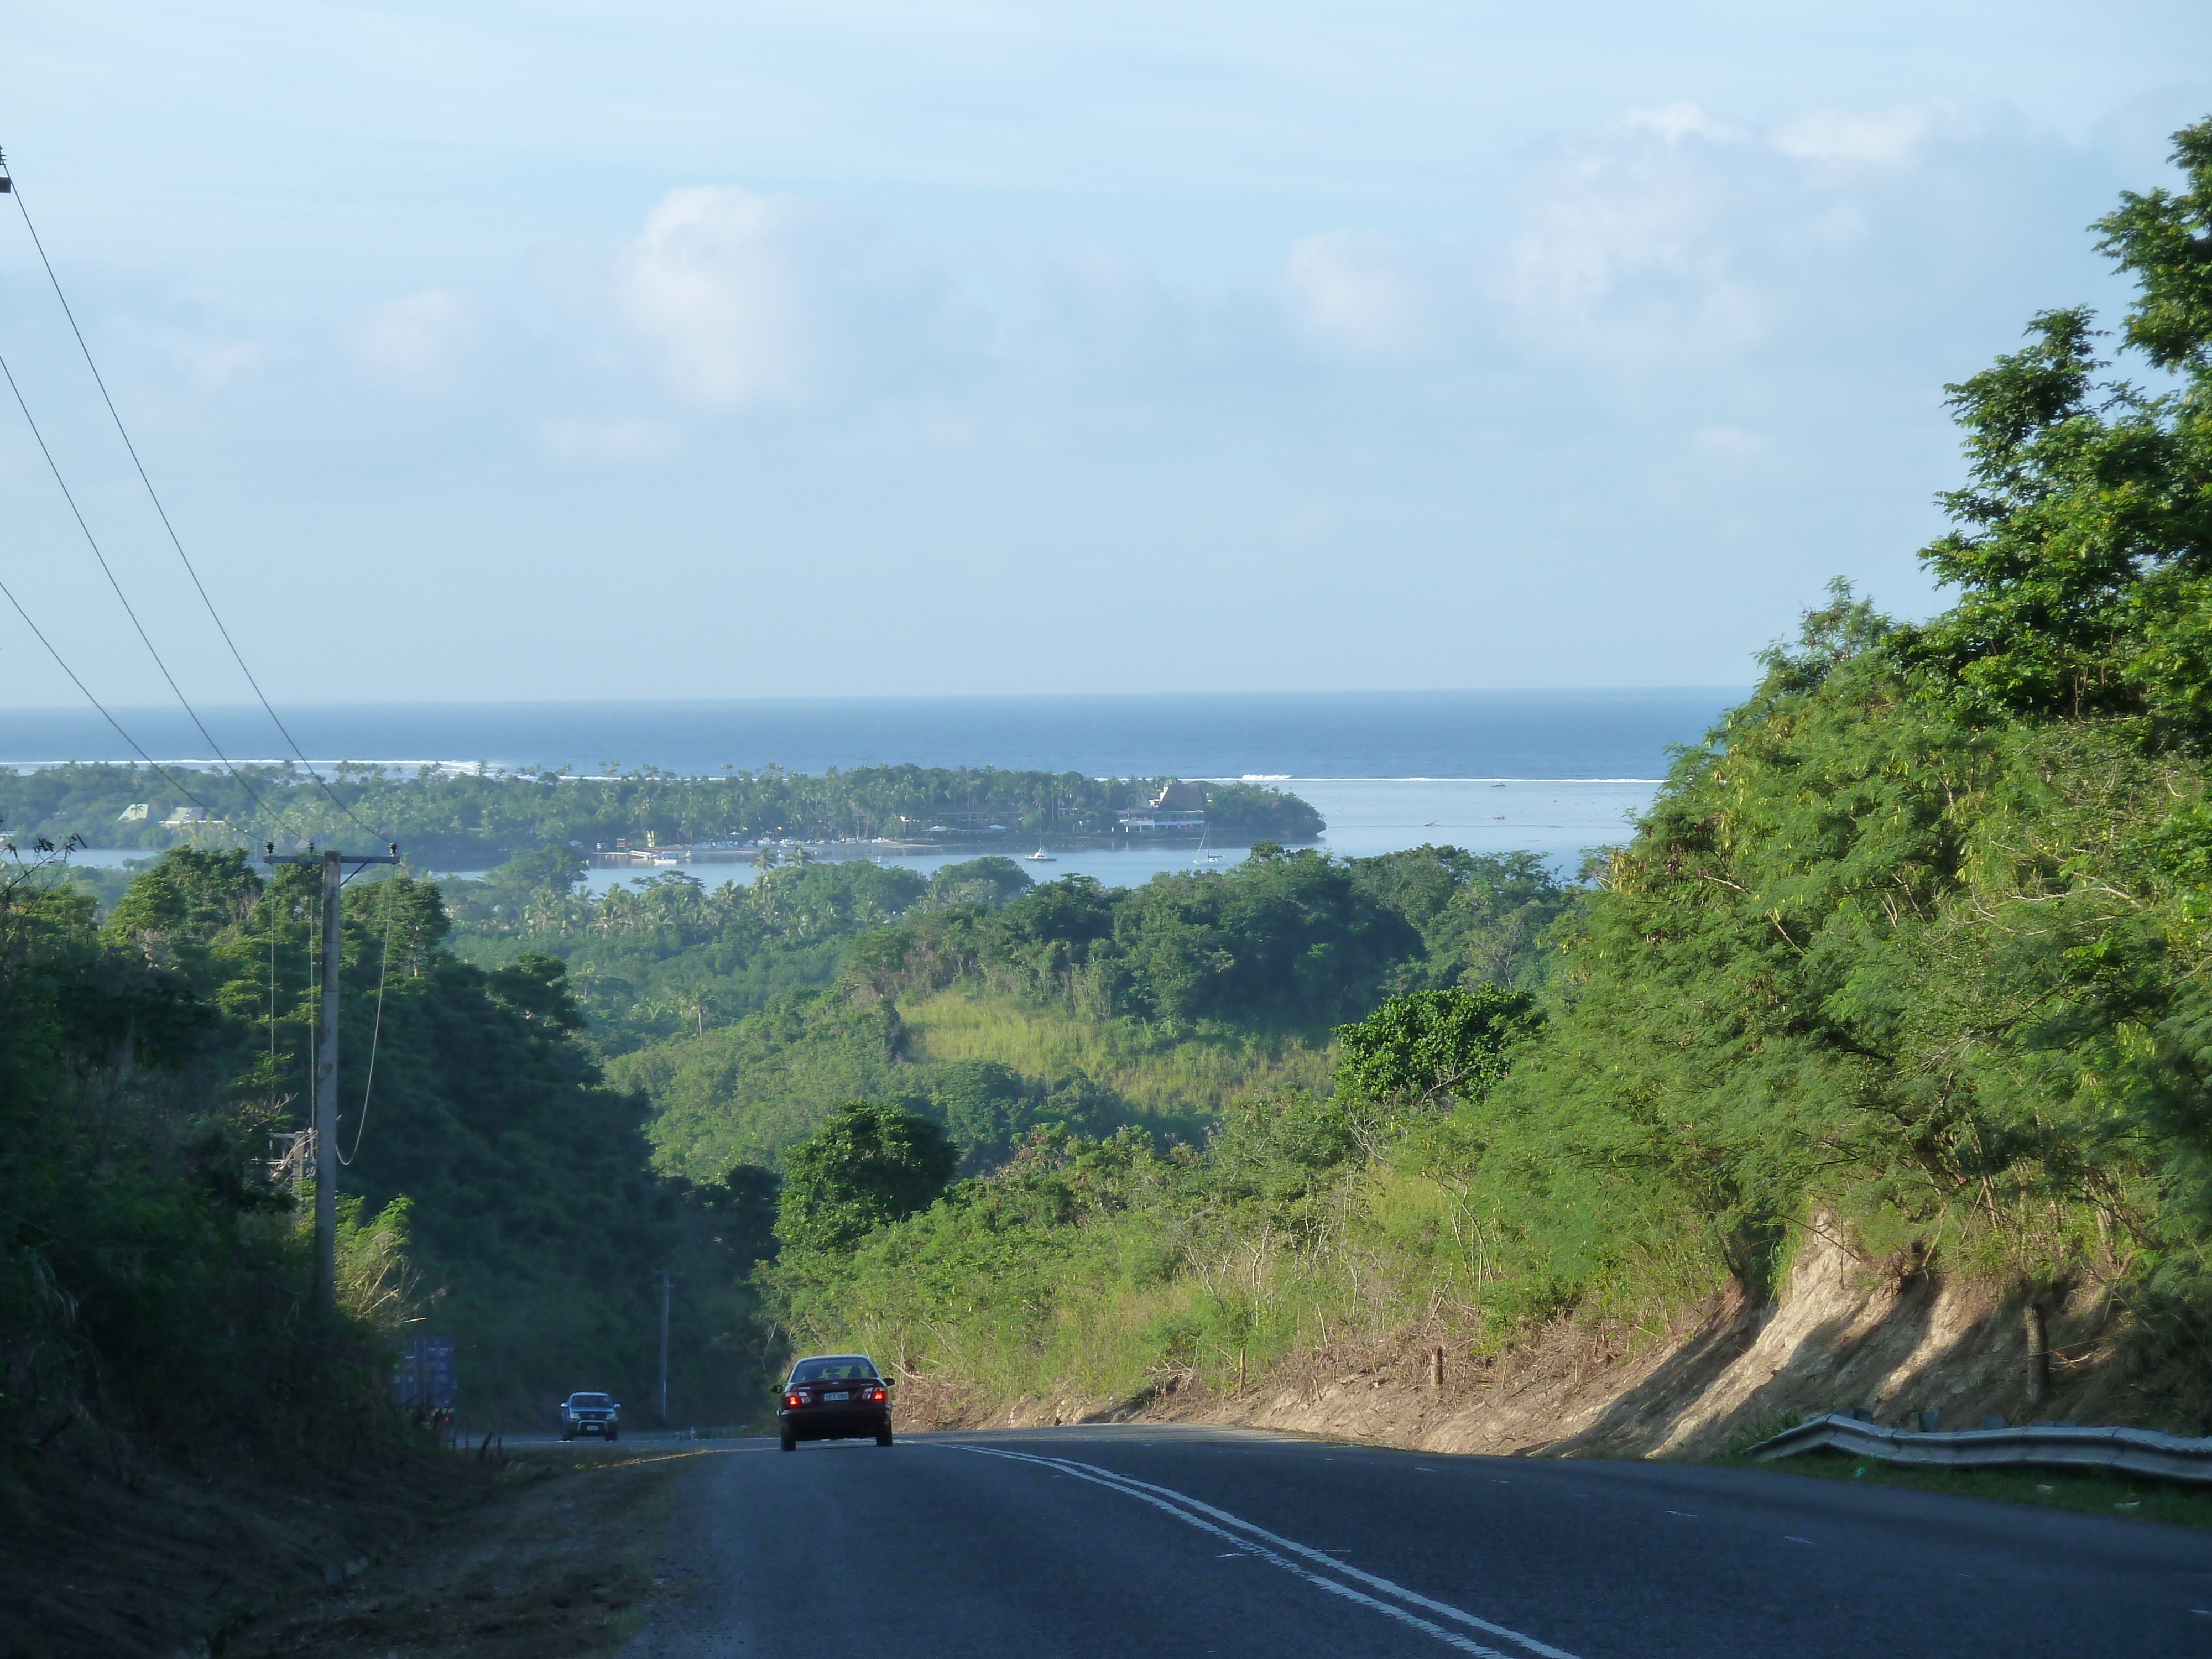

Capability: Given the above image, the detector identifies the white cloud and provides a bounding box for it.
[1620,102,1740,146]
[357,289,472,377]
[1693,425,1766,457]
[541,418,682,463]
[1505,111,1760,357]
[615,185,976,409]
[1284,230,1425,356]
[189,341,264,387]
[616,187,851,408]
[1773,107,1934,168]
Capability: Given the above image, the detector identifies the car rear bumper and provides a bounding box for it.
[780,1407,889,1440]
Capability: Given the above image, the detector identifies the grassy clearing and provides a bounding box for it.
[898,991,1335,1119]
[1723,1447,2212,1528]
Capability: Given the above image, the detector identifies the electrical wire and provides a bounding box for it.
[0,354,297,834]
[337,869,398,1167]
[0,564,217,818]
[0,142,387,844]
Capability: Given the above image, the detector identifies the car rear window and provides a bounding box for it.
[790,1359,878,1384]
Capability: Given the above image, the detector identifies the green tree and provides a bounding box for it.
[1349,846,1575,992]
[1896,120,2212,744]
[931,1059,1036,1172]
[777,1100,957,1253]
[922,856,1034,911]
[1332,986,1540,1110]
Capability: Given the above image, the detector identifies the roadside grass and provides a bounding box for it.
[1719,1446,2212,1528]
[898,990,1334,1119]
[222,1443,707,1658]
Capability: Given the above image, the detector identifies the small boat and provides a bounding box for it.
[1026,847,1056,863]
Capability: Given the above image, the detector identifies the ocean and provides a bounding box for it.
[14,690,1741,888]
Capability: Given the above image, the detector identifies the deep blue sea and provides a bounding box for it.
[1,690,1735,780]
[10,690,1743,885]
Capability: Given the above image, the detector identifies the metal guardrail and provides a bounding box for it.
[1748,1412,2212,1485]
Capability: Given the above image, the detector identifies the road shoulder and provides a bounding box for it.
[223,1444,719,1659]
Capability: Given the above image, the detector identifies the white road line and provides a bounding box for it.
[943,1443,1582,1659]
[1047,1454,1586,1659]
[948,1446,1526,1657]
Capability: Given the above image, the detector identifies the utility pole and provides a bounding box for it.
[656,1269,680,1422]
[265,841,400,1311]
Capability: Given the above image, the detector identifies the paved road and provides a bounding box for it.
[619,1424,2211,1658]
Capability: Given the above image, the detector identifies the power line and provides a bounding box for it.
[0,567,216,818]
[0,351,288,830]
[338,867,400,1167]
[0,141,385,843]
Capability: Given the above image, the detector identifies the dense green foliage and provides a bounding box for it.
[1333,987,1541,1111]
[847,847,1428,1026]
[1898,126,2212,742]
[2,842,773,1445]
[447,855,930,1050]
[0,852,393,1465]
[0,764,1321,867]
[776,1101,957,1254]
[763,993,1523,1399]
[613,844,1569,1184]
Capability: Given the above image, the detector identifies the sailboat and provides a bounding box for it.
[1193,825,1224,865]
[1026,846,1056,863]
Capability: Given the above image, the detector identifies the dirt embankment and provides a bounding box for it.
[0,1441,708,1659]
[897,1223,2187,1457]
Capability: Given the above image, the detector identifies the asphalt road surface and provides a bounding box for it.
[619,1424,2211,1658]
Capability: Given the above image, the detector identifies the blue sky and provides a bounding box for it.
[0,2,2206,704]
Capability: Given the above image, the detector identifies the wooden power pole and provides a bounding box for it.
[265,841,399,1311]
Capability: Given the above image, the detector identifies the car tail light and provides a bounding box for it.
[869,1388,886,1402]
[785,1394,802,1408]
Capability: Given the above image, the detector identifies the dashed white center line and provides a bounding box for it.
[1783,1536,1814,1545]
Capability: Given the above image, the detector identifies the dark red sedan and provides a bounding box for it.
[778,1353,892,1451]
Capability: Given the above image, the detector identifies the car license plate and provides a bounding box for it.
[823,1390,850,1401]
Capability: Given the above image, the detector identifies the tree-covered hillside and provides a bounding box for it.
[445,853,934,1049]
[611,844,1574,1180]
[4,845,773,1437]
